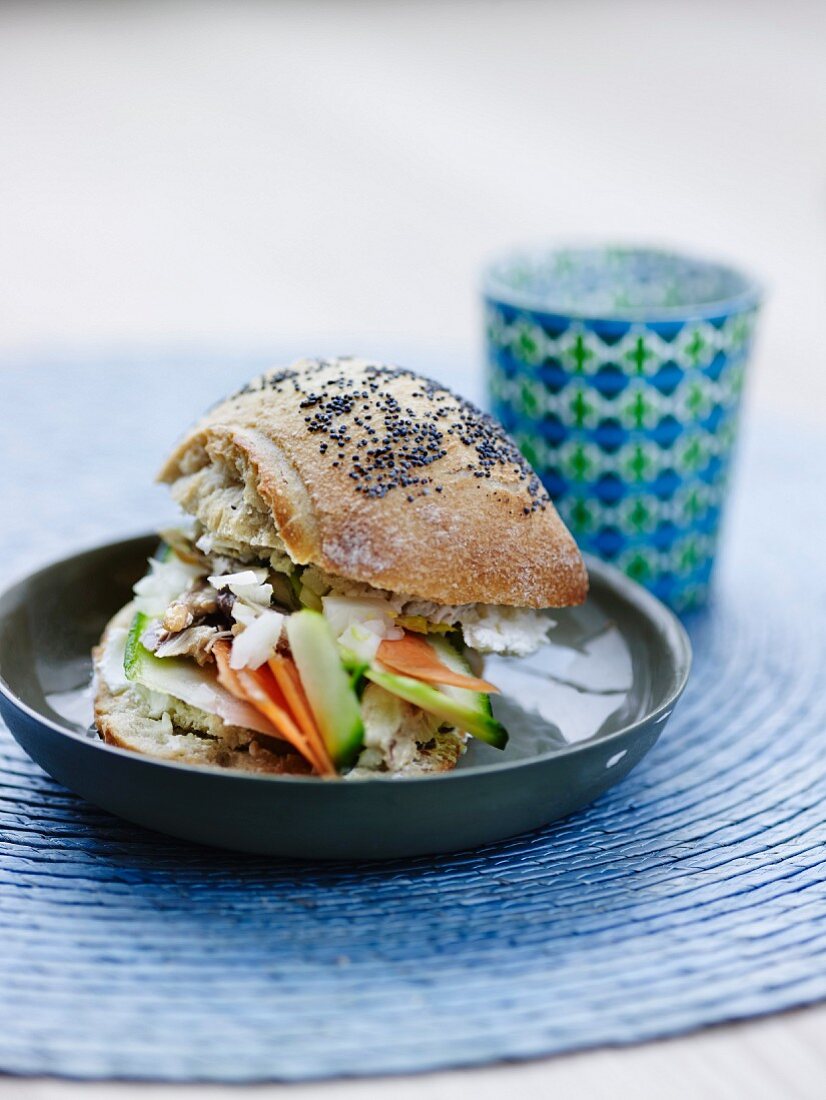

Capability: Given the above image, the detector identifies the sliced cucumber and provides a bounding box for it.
[427,634,480,680]
[124,610,151,680]
[365,633,508,750]
[286,610,364,769]
[339,648,371,699]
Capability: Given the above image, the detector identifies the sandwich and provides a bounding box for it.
[93,357,587,778]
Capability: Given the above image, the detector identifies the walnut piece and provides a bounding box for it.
[162,603,194,633]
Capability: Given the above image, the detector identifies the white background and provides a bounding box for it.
[1,3,824,1097]
[1,0,825,425]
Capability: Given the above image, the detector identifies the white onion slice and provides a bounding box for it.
[209,569,273,607]
[133,557,204,616]
[229,610,285,670]
[322,595,403,642]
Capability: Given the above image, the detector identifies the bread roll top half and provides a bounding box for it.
[158,357,588,608]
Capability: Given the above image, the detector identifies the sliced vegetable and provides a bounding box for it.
[123,611,150,680]
[348,659,371,696]
[286,610,365,769]
[123,613,277,737]
[240,669,332,777]
[428,635,496,688]
[228,609,285,670]
[363,661,508,750]
[322,595,401,639]
[426,637,508,748]
[336,621,382,663]
[211,639,247,697]
[268,655,332,769]
[338,649,371,696]
[209,569,273,607]
[214,641,333,775]
[133,553,204,617]
[396,615,451,635]
[376,632,500,694]
[240,668,333,777]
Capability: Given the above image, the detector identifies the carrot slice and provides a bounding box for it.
[213,642,332,775]
[376,633,500,694]
[213,641,254,703]
[268,656,335,777]
[268,655,332,764]
[240,668,331,777]
[238,667,333,778]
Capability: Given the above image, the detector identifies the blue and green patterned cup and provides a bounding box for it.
[483,246,762,611]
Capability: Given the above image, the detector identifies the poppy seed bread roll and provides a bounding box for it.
[93,357,588,779]
[158,357,587,608]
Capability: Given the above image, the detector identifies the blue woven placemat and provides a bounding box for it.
[1,352,825,1081]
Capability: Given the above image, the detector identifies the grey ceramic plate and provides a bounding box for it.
[0,535,690,859]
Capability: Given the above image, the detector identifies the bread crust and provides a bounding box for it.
[94,671,310,775]
[158,357,588,608]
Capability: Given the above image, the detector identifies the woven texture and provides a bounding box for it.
[0,353,825,1081]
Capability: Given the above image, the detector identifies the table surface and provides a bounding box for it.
[1,1007,825,1100]
[1,1,825,1096]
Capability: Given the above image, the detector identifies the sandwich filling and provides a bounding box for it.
[99,525,554,777]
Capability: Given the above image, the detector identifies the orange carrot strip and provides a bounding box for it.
[239,666,333,777]
[213,642,327,774]
[376,633,500,694]
[268,656,334,776]
[213,641,254,703]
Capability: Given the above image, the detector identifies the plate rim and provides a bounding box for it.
[0,532,692,787]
